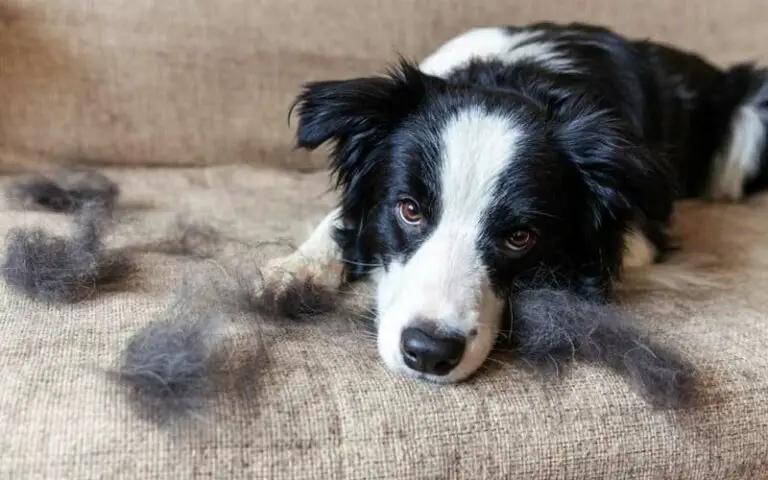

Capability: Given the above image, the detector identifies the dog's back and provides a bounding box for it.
[420,23,768,204]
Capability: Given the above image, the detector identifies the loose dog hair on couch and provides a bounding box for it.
[2,169,131,303]
[2,199,132,303]
[114,266,342,427]
[5,169,120,214]
[509,287,696,409]
[114,273,266,427]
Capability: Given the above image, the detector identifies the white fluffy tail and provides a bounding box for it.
[708,69,768,201]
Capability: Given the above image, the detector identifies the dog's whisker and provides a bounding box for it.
[484,357,515,369]
[339,290,377,301]
[341,259,383,268]
[490,347,521,354]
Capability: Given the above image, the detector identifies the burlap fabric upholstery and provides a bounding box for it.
[1,0,768,478]
[0,0,766,172]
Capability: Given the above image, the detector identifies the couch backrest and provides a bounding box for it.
[0,0,765,172]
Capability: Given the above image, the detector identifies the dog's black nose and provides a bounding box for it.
[400,323,466,376]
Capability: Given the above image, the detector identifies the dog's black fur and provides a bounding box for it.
[292,23,768,302]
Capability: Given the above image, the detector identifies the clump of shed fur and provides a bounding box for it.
[115,264,343,426]
[5,169,119,213]
[510,288,698,409]
[2,200,131,303]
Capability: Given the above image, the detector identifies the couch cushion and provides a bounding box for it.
[1,166,767,478]
[1,0,767,172]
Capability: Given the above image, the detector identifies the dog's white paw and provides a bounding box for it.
[622,229,657,270]
[261,252,344,293]
[708,172,744,202]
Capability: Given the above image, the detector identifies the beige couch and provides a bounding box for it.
[2,0,768,478]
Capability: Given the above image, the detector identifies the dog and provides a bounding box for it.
[264,22,768,383]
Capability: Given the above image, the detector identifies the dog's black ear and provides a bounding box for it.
[555,106,678,295]
[558,109,677,225]
[291,60,441,188]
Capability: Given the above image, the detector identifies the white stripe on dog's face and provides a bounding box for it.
[375,107,522,382]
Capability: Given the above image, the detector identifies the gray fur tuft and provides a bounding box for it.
[511,288,697,409]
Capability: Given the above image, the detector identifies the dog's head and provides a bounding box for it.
[291,61,674,382]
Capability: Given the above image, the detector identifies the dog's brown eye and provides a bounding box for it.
[504,229,535,251]
[397,199,423,225]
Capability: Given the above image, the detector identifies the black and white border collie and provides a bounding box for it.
[265,23,768,383]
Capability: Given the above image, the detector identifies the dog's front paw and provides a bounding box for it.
[622,229,657,270]
[261,252,344,293]
[253,253,342,319]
